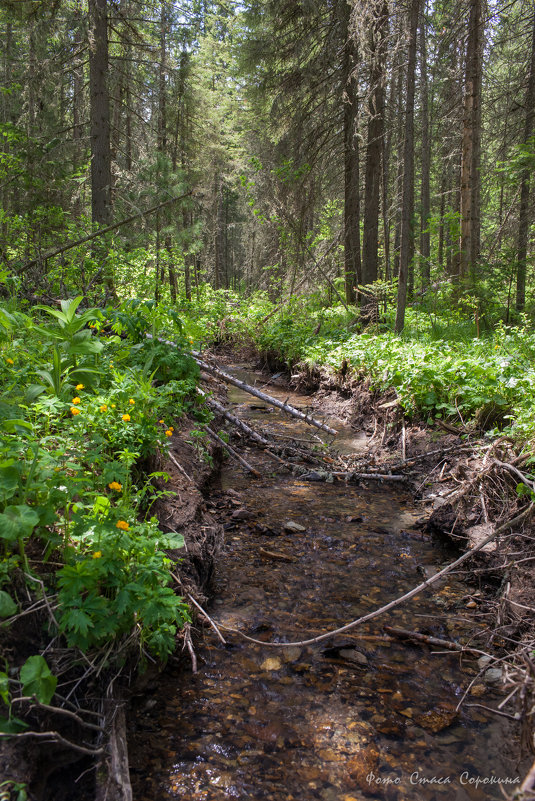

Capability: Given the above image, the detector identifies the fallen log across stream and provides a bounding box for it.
[146,336,338,436]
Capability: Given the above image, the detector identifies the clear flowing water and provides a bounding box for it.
[129,367,522,801]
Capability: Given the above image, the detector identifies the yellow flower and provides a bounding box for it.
[100,404,107,412]
[70,407,81,416]
[169,426,174,432]
[159,419,165,424]
[72,397,81,405]
[165,429,173,437]
[116,520,129,531]
[108,481,122,491]
[122,413,131,422]
[92,551,102,559]
[6,358,14,365]
[75,384,85,391]
[129,398,135,405]
[111,403,116,408]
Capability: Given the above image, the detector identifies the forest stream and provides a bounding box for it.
[128,366,522,801]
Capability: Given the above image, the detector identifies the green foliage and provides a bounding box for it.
[0,296,205,693]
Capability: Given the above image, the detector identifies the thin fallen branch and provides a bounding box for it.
[185,591,227,645]
[183,625,197,673]
[205,426,261,478]
[12,697,103,732]
[0,730,103,755]
[331,471,406,482]
[20,191,193,271]
[383,625,484,656]
[168,450,194,483]
[214,503,535,649]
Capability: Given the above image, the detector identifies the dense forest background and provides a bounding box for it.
[1,0,534,331]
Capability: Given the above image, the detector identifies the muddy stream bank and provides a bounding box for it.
[129,365,522,801]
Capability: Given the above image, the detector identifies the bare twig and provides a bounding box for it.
[168,451,194,483]
[0,730,103,755]
[205,426,261,478]
[185,590,226,645]
[12,697,103,732]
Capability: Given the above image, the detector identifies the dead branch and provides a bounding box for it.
[331,471,405,481]
[12,697,103,731]
[204,426,261,478]
[185,591,226,645]
[0,730,103,755]
[167,451,194,483]
[383,625,484,656]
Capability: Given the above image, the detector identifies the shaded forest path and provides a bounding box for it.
[129,364,519,801]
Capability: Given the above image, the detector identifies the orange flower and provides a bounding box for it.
[122,413,131,422]
[71,397,81,405]
[75,383,85,391]
[100,404,107,412]
[92,551,102,559]
[129,398,135,405]
[116,520,129,531]
[6,358,14,365]
[71,407,81,416]
[108,481,122,491]
[165,429,173,437]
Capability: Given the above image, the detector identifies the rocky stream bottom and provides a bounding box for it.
[128,365,525,801]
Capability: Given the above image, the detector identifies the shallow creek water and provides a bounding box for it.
[129,367,521,801]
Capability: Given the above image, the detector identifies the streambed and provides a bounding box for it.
[129,367,521,801]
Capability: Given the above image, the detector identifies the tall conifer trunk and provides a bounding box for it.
[89,0,112,228]
[341,1,361,305]
[395,0,420,332]
[515,11,535,313]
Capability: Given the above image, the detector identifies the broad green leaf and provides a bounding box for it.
[0,505,39,541]
[0,716,29,733]
[0,672,9,707]
[0,465,19,502]
[0,591,17,618]
[20,655,57,704]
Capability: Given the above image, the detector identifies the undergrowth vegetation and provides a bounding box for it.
[174,283,535,445]
[0,296,208,732]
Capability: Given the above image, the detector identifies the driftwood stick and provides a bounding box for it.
[194,356,338,436]
[205,426,261,478]
[200,392,299,471]
[383,626,484,656]
[331,471,405,482]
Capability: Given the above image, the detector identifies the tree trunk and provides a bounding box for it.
[89,0,112,228]
[395,0,420,332]
[459,0,482,280]
[419,5,431,288]
[516,10,535,313]
[362,0,388,294]
[341,1,360,305]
